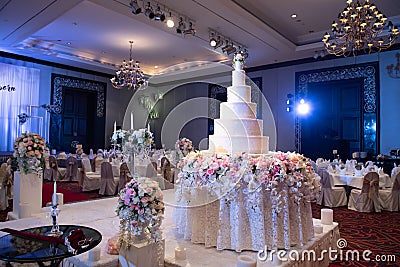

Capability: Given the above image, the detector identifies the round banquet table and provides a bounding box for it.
[0,225,102,267]
[329,172,391,189]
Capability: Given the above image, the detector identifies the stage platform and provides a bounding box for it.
[1,190,340,267]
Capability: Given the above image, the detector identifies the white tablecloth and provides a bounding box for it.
[330,173,391,189]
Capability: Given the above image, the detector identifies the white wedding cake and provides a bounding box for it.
[208,53,269,154]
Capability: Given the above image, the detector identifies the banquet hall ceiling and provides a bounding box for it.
[1,0,399,75]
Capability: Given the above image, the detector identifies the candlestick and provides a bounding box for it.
[321,208,333,225]
[174,247,186,260]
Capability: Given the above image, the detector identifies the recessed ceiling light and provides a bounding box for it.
[66,42,71,45]
[154,66,158,69]
[291,14,297,19]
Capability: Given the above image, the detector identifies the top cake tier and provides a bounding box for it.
[232,70,246,87]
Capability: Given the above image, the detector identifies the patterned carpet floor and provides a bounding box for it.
[0,184,399,266]
[311,204,400,267]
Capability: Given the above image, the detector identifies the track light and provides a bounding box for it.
[214,36,223,49]
[154,5,165,21]
[129,0,141,14]
[183,22,195,36]
[209,32,217,47]
[144,2,155,19]
[226,45,236,55]
[176,17,185,34]
[166,12,174,28]
[221,40,230,52]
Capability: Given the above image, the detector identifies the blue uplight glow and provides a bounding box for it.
[297,99,310,115]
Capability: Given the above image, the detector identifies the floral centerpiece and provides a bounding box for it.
[120,128,153,154]
[233,52,246,70]
[174,137,194,163]
[177,151,320,205]
[111,129,130,147]
[116,177,164,248]
[13,133,46,174]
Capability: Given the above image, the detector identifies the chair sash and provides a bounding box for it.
[101,162,113,180]
[65,156,78,181]
[362,172,380,200]
[392,172,400,191]
[161,157,172,182]
[119,162,131,191]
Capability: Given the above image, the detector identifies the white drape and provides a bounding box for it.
[0,62,40,151]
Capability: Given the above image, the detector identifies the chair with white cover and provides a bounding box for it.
[81,157,101,191]
[379,172,400,211]
[0,163,9,211]
[94,156,104,173]
[348,172,381,212]
[99,161,118,195]
[317,170,348,207]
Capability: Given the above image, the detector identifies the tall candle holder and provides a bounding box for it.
[46,204,63,237]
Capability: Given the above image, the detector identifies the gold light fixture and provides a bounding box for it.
[387,53,400,78]
[322,0,399,56]
[110,41,148,90]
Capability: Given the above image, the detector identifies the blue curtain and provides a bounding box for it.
[0,62,40,151]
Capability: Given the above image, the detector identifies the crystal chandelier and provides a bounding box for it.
[322,0,399,57]
[110,41,148,90]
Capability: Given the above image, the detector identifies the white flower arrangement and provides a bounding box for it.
[122,128,153,154]
[13,133,46,174]
[116,177,164,247]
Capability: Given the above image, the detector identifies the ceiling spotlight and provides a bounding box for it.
[176,17,186,34]
[183,22,195,36]
[214,36,223,49]
[226,45,237,55]
[209,32,217,47]
[129,0,142,14]
[221,40,230,52]
[210,38,217,47]
[144,2,155,19]
[154,5,165,21]
[166,12,174,28]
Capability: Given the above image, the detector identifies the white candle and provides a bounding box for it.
[114,121,117,133]
[147,123,150,132]
[237,255,256,267]
[174,247,186,260]
[321,208,333,225]
[52,181,57,206]
[130,112,134,130]
[314,224,323,234]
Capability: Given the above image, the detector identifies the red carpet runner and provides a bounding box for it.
[42,181,103,207]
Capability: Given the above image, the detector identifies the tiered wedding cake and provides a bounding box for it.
[208,53,269,154]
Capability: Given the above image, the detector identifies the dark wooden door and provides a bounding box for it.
[301,79,362,160]
[60,88,96,153]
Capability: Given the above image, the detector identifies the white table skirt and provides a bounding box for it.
[330,173,391,189]
[174,181,314,252]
